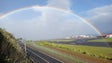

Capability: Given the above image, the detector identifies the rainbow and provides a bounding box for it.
[0,6,110,47]
[0,6,102,35]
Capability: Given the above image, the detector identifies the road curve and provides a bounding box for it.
[27,47,64,63]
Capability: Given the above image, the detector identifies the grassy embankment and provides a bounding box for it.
[27,41,86,63]
[37,41,112,60]
[27,41,112,63]
[50,39,75,42]
[0,28,32,63]
[88,38,112,42]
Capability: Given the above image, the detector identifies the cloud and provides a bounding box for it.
[0,0,100,40]
[87,5,112,19]
[0,7,97,40]
[47,0,71,10]
[85,4,112,34]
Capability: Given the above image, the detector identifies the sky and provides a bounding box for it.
[0,0,112,40]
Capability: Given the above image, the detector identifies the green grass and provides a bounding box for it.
[27,42,86,63]
[88,38,112,42]
[37,41,112,60]
[47,39,75,43]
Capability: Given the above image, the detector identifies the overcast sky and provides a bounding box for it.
[0,0,112,40]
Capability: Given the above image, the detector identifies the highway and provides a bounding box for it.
[26,46,64,63]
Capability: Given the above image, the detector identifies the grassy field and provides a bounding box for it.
[27,42,86,63]
[49,39,75,42]
[88,38,112,42]
[36,41,112,60]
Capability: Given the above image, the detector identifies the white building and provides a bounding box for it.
[106,34,112,38]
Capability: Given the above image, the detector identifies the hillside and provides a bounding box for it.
[0,28,32,63]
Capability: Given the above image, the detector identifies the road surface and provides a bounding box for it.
[27,46,64,63]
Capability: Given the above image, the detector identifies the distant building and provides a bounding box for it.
[65,35,95,39]
[106,34,112,38]
[96,34,107,38]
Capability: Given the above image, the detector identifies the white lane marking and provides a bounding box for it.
[27,49,50,63]
[31,42,64,63]
[36,49,64,63]
[30,57,37,63]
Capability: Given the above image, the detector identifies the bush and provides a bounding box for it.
[82,52,86,54]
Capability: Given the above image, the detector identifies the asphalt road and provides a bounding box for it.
[26,46,64,63]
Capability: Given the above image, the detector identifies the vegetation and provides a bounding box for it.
[36,41,112,60]
[27,42,86,63]
[50,39,75,42]
[88,38,112,42]
[0,28,32,63]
